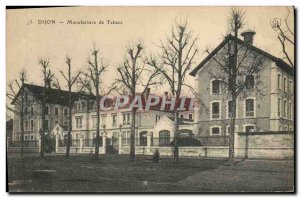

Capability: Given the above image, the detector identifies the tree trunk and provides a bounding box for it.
[95,94,100,159]
[20,88,24,157]
[229,96,236,166]
[20,111,24,157]
[228,18,239,166]
[66,64,72,159]
[130,108,136,161]
[66,91,72,158]
[173,110,179,164]
[40,102,45,158]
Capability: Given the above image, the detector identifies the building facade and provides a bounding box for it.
[190,32,294,137]
[11,84,83,142]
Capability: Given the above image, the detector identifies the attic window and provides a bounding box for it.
[245,75,254,89]
[212,80,220,94]
[44,106,49,115]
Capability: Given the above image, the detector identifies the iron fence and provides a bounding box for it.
[197,136,229,146]
[58,139,80,147]
[121,137,171,147]
[121,136,229,147]
[9,140,38,147]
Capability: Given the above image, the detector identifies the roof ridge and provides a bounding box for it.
[189,34,294,76]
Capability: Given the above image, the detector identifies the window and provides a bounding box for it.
[44,106,49,115]
[159,130,170,146]
[155,115,161,123]
[245,75,254,89]
[227,125,238,135]
[24,135,28,140]
[55,120,59,125]
[123,131,131,145]
[284,125,288,131]
[92,116,97,129]
[245,125,255,133]
[283,100,287,118]
[76,117,82,128]
[123,114,126,124]
[30,106,34,116]
[180,114,184,119]
[139,131,147,146]
[278,98,281,117]
[112,114,117,126]
[211,102,220,119]
[289,102,292,120]
[211,80,220,94]
[245,98,254,117]
[102,115,107,126]
[44,120,49,130]
[211,126,221,136]
[25,120,28,130]
[278,74,281,90]
[227,100,237,118]
[30,134,34,140]
[30,120,33,131]
[55,107,59,116]
[283,77,287,92]
[77,103,81,110]
[127,113,131,125]
[122,113,131,125]
[289,126,293,131]
[289,80,293,94]
[189,114,193,120]
[279,125,282,131]
[64,108,68,117]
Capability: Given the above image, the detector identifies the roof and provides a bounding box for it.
[100,94,193,112]
[11,83,95,106]
[167,116,193,125]
[59,124,69,131]
[189,34,294,77]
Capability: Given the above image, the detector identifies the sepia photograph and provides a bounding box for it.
[6,6,295,193]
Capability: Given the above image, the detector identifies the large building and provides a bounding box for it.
[62,92,194,149]
[10,83,87,142]
[11,84,194,150]
[190,32,294,137]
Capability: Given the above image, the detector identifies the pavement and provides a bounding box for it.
[176,159,294,192]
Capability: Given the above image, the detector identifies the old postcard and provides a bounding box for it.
[6,6,295,193]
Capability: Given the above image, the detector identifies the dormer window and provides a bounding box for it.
[211,80,220,94]
[245,75,254,89]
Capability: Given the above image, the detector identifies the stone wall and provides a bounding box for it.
[235,131,294,159]
[120,145,229,158]
[56,146,105,154]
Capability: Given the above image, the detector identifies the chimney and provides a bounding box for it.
[241,30,256,44]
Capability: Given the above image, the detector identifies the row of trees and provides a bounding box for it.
[7,8,294,165]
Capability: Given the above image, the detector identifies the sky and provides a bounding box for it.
[6,6,294,97]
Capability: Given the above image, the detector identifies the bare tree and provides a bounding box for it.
[115,41,160,161]
[6,70,33,157]
[39,58,54,158]
[78,45,107,160]
[205,8,267,165]
[148,20,198,164]
[271,7,294,67]
[53,56,82,159]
